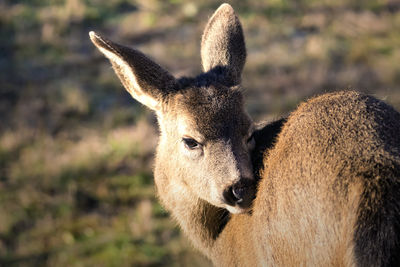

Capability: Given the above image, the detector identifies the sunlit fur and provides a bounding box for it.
[90,3,400,266]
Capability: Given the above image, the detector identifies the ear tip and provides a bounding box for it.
[89,31,102,45]
[89,31,96,39]
[216,3,235,14]
[89,31,113,52]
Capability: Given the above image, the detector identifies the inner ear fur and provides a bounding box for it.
[201,3,246,86]
[89,31,177,111]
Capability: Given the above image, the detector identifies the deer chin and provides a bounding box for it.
[225,204,251,214]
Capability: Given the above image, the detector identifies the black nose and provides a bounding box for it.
[223,179,255,208]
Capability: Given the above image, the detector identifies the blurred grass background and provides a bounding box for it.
[1,0,400,266]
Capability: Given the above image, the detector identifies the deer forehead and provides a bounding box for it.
[176,115,204,142]
[172,87,252,141]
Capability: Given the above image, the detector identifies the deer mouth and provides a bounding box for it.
[223,180,256,213]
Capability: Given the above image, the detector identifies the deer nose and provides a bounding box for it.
[223,179,255,208]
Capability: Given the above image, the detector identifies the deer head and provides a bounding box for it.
[89,4,255,214]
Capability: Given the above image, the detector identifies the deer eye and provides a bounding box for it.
[182,137,200,150]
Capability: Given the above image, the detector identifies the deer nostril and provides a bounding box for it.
[232,184,246,203]
[223,186,240,205]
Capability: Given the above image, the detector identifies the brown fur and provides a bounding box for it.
[90,3,400,266]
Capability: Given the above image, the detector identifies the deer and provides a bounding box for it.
[89,3,400,266]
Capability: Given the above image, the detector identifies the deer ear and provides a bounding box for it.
[201,4,246,86]
[89,31,176,111]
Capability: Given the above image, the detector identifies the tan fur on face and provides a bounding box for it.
[156,87,254,212]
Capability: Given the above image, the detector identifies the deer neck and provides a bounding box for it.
[154,153,230,257]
